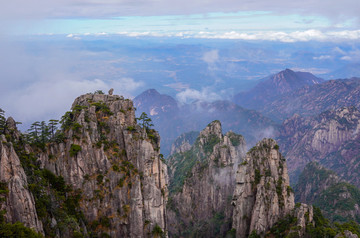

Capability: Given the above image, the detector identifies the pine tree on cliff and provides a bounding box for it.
[0,108,5,134]
[136,112,154,129]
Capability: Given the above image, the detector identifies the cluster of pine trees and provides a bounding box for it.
[24,120,60,144]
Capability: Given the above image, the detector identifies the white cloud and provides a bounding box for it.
[176,87,221,104]
[313,55,333,60]
[114,29,360,42]
[202,50,219,64]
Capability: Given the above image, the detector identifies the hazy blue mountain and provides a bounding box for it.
[260,77,360,121]
[233,69,324,112]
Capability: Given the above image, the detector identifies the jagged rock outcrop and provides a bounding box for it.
[169,131,199,155]
[277,106,360,185]
[167,120,246,237]
[36,93,168,237]
[0,134,43,234]
[232,138,294,237]
[295,162,360,223]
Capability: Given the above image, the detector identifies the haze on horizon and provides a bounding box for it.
[0,0,360,130]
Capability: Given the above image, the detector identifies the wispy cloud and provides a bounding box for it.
[176,87,221,104]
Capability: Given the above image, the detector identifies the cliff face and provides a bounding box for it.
[232,138,295,237]
[278,107,360,185]
[0,132,43,234]
[34,93,168,237]
[167,120,246,237]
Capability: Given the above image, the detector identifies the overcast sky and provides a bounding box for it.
[1,0,359,36]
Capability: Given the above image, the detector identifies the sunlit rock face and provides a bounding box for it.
[232,138,295,238]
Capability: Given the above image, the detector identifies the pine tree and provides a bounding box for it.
[28,121,41,143]
[48,119,59,139]
[136,112,154,129]
[0,109,5,134]
[40,121,50,144]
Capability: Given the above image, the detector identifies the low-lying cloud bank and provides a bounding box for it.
[113,29,360,42]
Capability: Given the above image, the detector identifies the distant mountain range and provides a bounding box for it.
[134,90,276,156]
[233,69,324,113]
[233,69,360,122]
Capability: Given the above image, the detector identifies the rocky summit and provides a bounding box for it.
[0,93,168,237]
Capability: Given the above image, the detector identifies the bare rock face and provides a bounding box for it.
[39,94,168,237]
[232,138,294,237]
[167,120,246,237]
[0,134,44,234]
[278,106,360,185]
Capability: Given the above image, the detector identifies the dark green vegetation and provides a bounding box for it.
[176,212,230,238]
[315,183,360,223]
[267,206,360,238]
[69,144,82,157]
[295,162,360,223]
[168,145,205,194]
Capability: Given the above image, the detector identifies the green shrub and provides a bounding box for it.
[255,169,261,185]
[96,174,104,185]
[151,224,164,237]
[0,222,43,238]
[69,144,82,157]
